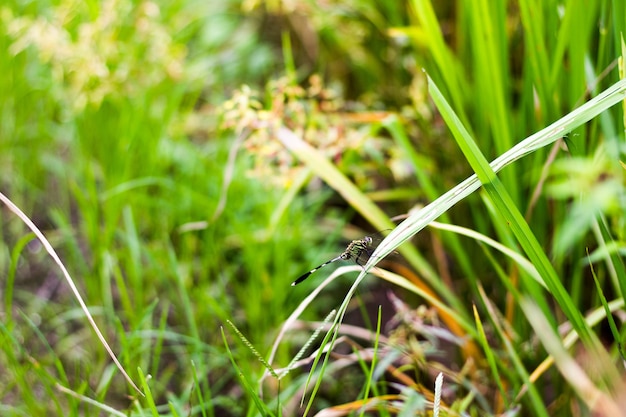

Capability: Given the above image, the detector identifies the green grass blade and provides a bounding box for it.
[519,298,623,415]
[300,320,340,416]
[5,232,35,324]
[518,0,554,117]
[588,255,626,360]
[593,212,626,300]
[427,74,601,349]
[470,0,518,202]
[359,306,382,417]
[468,0,513,151]
[472,305,507,404]
[220,327,273,417]
[279,309,336,380]
[0,191,143,396]
[477,287,550,417]
[55,385,126,417]
[410,0,469,124]
[429,221,544,288]
[275,126,392,232]
[191,360,213,417]
[366,78,626,275]
[383,116,478,291]
[136,367,159,417]
[226,320,278,380]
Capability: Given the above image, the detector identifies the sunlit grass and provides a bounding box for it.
[1,0,625,416]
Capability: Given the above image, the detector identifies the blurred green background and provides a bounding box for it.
[1,0,625,416]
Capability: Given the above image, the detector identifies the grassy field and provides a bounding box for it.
[1,0,625,416]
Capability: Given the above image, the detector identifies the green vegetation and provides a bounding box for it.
[1,0,625,416]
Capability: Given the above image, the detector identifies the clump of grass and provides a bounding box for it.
[263,2,626,416]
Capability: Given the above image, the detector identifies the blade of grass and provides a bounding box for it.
[622,36,626,118]
[519,298,623,415]
[479,193,556,325]
[56,384,126,417]
[383,116,478,295]
[150,300,169,385]
[366,77,626,273]
[469,0,515,158]
[472,305,508,404]
[274,127,390,232]
[476,285,550,417]
[592,215,626,298]
[588,252,626,360]
[410,0,469,125]
[220,327,273,417]
[166,239,199,340]
[518,0,554,118]
[5,232,35,324]
[135,367,158,417]
[429,221,543,287]
[0,191,143,396]
[427,74,601,349]
[277,309,336,380]
[521,297,625,399]
[191,360,213,417]
[359,306,382,417]
[299,318,339,415]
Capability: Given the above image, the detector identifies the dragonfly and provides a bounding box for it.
[291,235,376,286]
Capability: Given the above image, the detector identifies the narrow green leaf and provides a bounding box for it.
[367,78,626,276]
[427,74,604,349]
[477,288,550,417]
[220,328,272,417]
[359,306,382,417]
[472,305,508,403]
[588,255,626,360]
[136,367,159,417]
